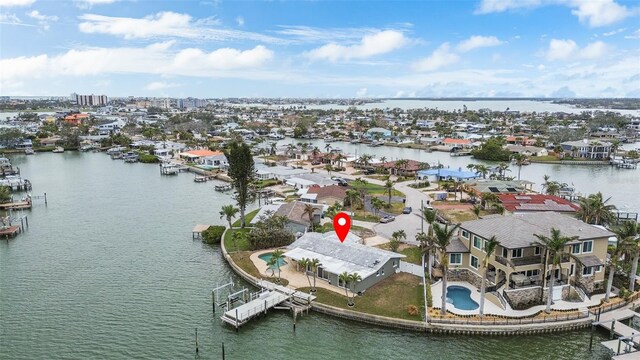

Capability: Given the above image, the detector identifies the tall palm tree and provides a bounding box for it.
[311,146,320,160]
[511,153,529,180]
[379,156,387,164]
[545,181,561,196]
[479,236,500,317]
[422,208,437,279]
[230,230,245,252]
[324,143,332,153]
[298,258,313,288]
[533,228,580,313]
[324,164,333,176]
[348,273,362,305]
[346,189,360,216]
[395,159,409,176]
[616,222,640,292]
[269,142,277,156]
[220,204,240,232]
[384,179,394,204]
[472,204,482,219]
[334,153,346,169]
[474,164,490,179]
[496,162,511,180]
[309,258,321,293]
[301,203,318,230]
[371,197,384,216]
[433,222,461,315]
[270,250,285,284]
[339,272,353,306]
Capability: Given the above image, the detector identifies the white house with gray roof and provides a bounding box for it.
[284,232,405,293]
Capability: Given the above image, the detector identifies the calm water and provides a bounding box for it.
[0,153,617,359]
[281,139,640,213]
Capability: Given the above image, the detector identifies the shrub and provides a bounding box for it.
[202,225,225,244]
[138,153,159,163]
[407,305,419,316]
[426,282,433,307]
[248,228,295,250]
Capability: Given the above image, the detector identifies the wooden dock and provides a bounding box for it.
[0,199,32,210]
[0,225,20,238]
[595,308,640,357]
[192,224,210,239]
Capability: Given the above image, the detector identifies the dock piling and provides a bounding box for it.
[222,342,225,360]
[195,328,199,354]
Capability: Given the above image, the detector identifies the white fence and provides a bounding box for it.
[399,261,424,277]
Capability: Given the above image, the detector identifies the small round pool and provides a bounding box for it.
[446,285,479,310]
[258,252,287,269]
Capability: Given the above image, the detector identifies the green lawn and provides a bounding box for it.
[223,228,252,252]
[299,273,424,320]
[353,183,404,197]
[352,212,381,222]
[400,246,423,265]
[231,209,260,227]
[255,179,279,188]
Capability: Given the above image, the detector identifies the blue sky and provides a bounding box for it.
[0,0,639,98]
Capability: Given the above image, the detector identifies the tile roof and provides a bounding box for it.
[307,184,347,201]
[497,194,580,213]
[274,201,323,225]
[459,212,615,249]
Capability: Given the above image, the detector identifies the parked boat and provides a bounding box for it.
[24,148,34,155]
[106,146,127,155]
[160,162,180,175]
[324,136,336,142]
[52,147,64,153]
[194,176,208,183]
[369,141,384,147]
[214,184,232,191]
[110,152,123,160]
[80,144,95,152]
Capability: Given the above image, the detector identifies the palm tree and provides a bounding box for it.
[384,179,394,204]
[309,258,321,293]
[479,236,500,317]
[301,203,318,230]
[269,142,277,156]
[545,181,561,196]
[324,164,333,176]
[371,197,384,216]
[511,153,529,180]
[480,192,498,209]
[348,273,362,305]
[220,204,240,232]
[432,222,461,315]
[345,189,360,216]
[474,164,490,179]
[422,208,437,279]
[577,192,617,226]
[496,162,511,180]
[311,146,320,160]
[339,272,353,306]
[334,153,346,169]
[533,228,580,313]
[613,222,640,292]
[298,258,313,289]
[389,230,406,252]
[472,204,482,219]
[395,159,409,176]
[230,230,245,252]
[270,250,285,284]
[324,143,332,153]
[379,156,387,164]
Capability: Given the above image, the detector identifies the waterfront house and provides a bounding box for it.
[300,185,346,205]
[374,159,428,176]
[179,149,221,164]
[365,127,392,140]
[464,179,534,196]
[417,168,480,182]
[436,212,613,309]
[284,232,405,293]
[496,194,580,214]
[561,139,612,159]
[274,201,324,233]
[505,145,548,157]
[202,152,228,169]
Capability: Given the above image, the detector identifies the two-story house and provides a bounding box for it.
[561,139,612,159]
[438,212,614,309]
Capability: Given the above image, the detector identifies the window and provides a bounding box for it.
[534,247,541,255]
[525,269,540,277]
[571,244,581,254]
[393,260,398,268]
[473,236,483,250]
[582,241,593,253]
[502,247,508,258]
[450,253,462,265]
[338,277,350,288]
[470,255,479,269]
[512,249,523,258]
[582,267,594,276]
[376,270,380,277]
[461,230,469,239]
[595,265,602,273]
[381,269,385,276]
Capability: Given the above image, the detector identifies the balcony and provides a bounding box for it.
[511,255,543,267]
[495,256,508,266]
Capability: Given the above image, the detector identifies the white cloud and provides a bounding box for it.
[456,35,503,52]
[75,0,116,10]
[625,29,640,39]
[356,88,368,97]
[545,39,609,61]
[0,12,26,25]
[235,16,244,27]
[602,28,626,36]
[145,81,181,91]
[476,0,634,27]
[275,24,412,44]
[0,0,35,7]
[78,12,285,43]
[26,10,58,30]
[0,42,275,82]
[305,30,408,62]
[537,64,546,70]
[412,43,460,72]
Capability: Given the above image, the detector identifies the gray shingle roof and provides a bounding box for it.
[578,255,604,268]
[446,238,470,253]
[459,212,615,249]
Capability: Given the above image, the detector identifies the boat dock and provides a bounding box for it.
[0,197,32,210]
[192,224,210,239]
[0,225,21,238]
[594,308,640,357]
[217,280,316,331]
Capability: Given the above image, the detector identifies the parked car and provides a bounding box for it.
[402,206,412,214]
[334,178,348,186]
[364,169,375,175]
[311,160,321,165]
[379,215,395,223]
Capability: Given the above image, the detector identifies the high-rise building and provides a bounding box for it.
[70,93,108,106]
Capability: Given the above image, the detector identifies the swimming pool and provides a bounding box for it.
[446,285,479,310]
[258,252,287,269]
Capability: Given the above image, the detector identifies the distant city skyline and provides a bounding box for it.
[1,0,639,98]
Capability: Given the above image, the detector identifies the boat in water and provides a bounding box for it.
[194,176,208,183]
[214,184,232,191]
[24,148,35,155]
[52,146,64,153]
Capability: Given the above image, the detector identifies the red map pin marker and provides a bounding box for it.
[333,212,351,243]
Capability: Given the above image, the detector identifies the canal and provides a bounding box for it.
[0,152,621,359]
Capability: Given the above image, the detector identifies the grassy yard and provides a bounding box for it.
[299,273,424,320]
[438,209,482,223]
[355,182,404,197]
[231,209,260,227]
[223,228,252,252]
[352,212,381,223]
[400,246,422,265]
[383,201,406,215]
[255,179,279,188]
